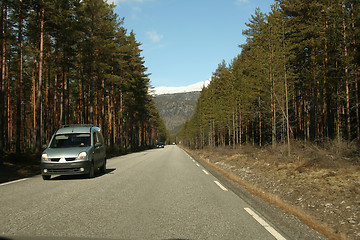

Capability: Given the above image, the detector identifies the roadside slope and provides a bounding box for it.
[183,142,360,240]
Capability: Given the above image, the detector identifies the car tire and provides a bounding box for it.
[100,158,106,174]
[87,161,95,178]
[42,175,51,180]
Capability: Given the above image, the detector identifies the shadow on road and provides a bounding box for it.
[50,168,116,181]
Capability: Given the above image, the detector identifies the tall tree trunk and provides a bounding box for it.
[53,56,58,128]
[239,108,242,146]
[268,32,276,148]
[16,0,23,154]
[232,109,235,149]
[32,60,36,149]
[212,119,215,147]
[283,22,290,156]
[271,70,276,148]
[119,90,124,152]
[109,83,114,149]
[35,6,44,153]
[60,70,64,125]
[351,3,359,140]
[323,10,333,139]
[258,94,262,147]
[66,59,70,125]
[89,1,95,124]
[343,2,351,140]
[337,89,341,145]
[0,0,7,154]
[101,77,105,130]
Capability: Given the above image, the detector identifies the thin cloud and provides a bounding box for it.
[146,31,164,43]
[130,6,142,19]
[235,0,249,5]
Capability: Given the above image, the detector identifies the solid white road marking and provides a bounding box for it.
[244,207,287,240]
[214,180,228,191]
[202,169,209,175]
[0,178,28,187]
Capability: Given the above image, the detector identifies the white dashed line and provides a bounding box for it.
[202,169,209,175]
[244,208,286,240]
[196,163,200,167]
[214,180,228,191]
[0,178,28,187]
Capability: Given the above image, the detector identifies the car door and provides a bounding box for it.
[93,131,105,168]
[93,131,100,167]
[97,132,106,161]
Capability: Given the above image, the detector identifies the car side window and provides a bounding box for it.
[97,132,105,146]
[93,132,99,146]
[93,132,103,146]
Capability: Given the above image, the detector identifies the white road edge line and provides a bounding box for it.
[202,169,209,175]
[0,178,28,187]
[214,180,228,191]
[244,207,287,240]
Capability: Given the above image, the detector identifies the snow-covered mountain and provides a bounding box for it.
[153,79,211,95]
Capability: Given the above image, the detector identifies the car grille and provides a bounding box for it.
[47,168,82,174]
[50,157,77,162]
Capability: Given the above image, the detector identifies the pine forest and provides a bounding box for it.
[0,0,168,155]
[178,0,360,153]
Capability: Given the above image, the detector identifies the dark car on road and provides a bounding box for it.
[156,142,165,148]
[41,125,106,180]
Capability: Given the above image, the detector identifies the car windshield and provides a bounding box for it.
[49,133,91,148]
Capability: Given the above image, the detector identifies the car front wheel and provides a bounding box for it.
[42,175,51,180]
[100,158,106,174]
[87,161,95,178]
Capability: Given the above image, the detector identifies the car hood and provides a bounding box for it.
[44,146,93,158]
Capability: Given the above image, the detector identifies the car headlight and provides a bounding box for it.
[76,152,87,160]
[42,153,49,161]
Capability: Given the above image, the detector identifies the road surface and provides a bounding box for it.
[0,145,326,240]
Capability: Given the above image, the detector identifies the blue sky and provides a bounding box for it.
[112,0,275,88]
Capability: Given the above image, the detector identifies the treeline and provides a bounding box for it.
[178,0,360,151]
[0,0,168,155]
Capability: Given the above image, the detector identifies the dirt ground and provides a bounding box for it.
[184,140,360,240]
[0,153,40,184]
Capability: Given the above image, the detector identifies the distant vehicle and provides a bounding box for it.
[156,142,165,148]
[41,125,106,180]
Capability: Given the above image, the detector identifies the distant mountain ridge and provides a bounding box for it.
[153,91,200,135]
[153,79,210,95]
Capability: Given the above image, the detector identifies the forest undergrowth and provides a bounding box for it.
[184,140,360,240]
[0,153,40,184]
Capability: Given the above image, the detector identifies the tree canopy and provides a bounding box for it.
[178,0,360,151]
[0,0,167,154]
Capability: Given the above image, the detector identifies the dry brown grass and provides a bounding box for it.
[183,140,360,240]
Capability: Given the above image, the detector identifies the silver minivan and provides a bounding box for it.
[41,125,106,180]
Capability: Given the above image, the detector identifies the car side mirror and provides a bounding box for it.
[42,144,48,150]
[95,142,102,147]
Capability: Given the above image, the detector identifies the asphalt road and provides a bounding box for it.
[0,145,327,240]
